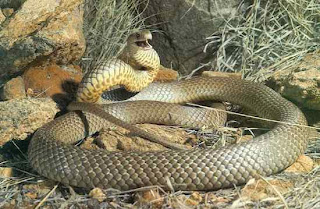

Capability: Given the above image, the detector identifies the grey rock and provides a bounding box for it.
[0,98,58,145]
[268,53,320,110]
[0,0,85,84]
[0,0,26,9]
[0,76,26,100]
[141,0,242,75]
[0,37,55,80]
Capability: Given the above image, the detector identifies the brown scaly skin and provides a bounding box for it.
[76,30,160,103]
[28,30,312,191]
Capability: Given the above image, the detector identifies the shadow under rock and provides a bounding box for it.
[0,137,32,174]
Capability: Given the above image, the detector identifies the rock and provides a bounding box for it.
[285,155,314,173]
[141,0,241,75]
[0,0,26,9]
[268,52,320,110]
[0,76,26,100]
[23,63,82,103]
[0,98,58,145]
[0,0,85,82]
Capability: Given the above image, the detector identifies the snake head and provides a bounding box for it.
[127,30,153,50]
[119,30,160,71]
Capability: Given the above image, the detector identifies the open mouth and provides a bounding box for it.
[135,39,152,49]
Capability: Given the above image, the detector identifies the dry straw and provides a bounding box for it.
[81,0,148,73]
[205,0,320,81]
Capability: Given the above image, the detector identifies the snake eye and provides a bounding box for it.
[135,33,141,39]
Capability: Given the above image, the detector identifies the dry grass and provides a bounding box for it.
[80,0,148,73]
[205,0,320,81]
[284,169,320,209]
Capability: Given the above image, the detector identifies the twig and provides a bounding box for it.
[35,184,59,209]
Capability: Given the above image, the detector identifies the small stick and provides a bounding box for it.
[35,184,59,209]
[68,102,189,151]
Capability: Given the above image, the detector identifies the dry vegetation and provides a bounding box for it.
[80,0,147,73]
[1,0,320,208]
[206,0,320,81]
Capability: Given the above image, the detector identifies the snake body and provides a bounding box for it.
[28,30,311,191]
[76,30,160,103]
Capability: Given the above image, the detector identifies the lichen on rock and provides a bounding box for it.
[268,52,320,110]
[0,98,58,145]
[0,0,85,81]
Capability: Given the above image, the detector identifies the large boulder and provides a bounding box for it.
[141,0,243,75]
[0,0,85,84]
[268,52,320,111]
[0,0,26,9]
[0,98,58,145]
[0,76,26,100]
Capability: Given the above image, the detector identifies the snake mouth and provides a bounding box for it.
[135,39,152,50]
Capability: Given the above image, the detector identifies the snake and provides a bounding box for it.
[28,30,312,191]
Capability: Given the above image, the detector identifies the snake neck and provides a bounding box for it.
[119,39,160,70]
[118,47,160,92]
[76,59,159,103]
[76,45,160,103]
[123,69,158,92]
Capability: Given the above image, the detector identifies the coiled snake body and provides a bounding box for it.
[28,30,311,191]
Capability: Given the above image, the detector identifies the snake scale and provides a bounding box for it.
[28,30,311,191]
